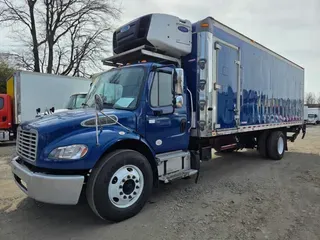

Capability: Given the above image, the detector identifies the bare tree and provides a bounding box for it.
[305,92,316,104]
[0,0,120,76]
[317,93,320,105]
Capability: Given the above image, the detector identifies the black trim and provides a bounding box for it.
[16,158,89,176]
[181,157,185,169]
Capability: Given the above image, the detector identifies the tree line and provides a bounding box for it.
[0,0,121,78]
[305,92,320,105]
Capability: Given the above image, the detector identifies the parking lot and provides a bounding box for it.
[1,126,320,240]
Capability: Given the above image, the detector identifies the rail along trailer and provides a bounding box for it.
[11,13,306,222]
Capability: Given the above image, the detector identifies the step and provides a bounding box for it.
[156,150,190,163]
[159,169,198,183]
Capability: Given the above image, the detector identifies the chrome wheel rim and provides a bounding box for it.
[277,136,284,154]
[108,165,144,208]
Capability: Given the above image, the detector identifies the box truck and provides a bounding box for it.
[306,107,320,125]
[11,14,306,222]
[0,71,91,141]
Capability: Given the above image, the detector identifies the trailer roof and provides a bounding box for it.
[11,70,91,81]
[198,17,304,70]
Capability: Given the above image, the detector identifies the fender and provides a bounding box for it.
[100,133,158,168]
[98,134,159,185]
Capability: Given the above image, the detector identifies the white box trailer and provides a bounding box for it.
[0,71,91,141]
[9,71,91,124]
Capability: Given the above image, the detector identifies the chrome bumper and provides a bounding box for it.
[11,156,84,205]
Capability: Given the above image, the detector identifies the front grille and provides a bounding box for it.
[16,128,38,162]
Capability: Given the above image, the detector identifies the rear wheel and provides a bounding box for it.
[86,149,153,222]
[267,131,285,160]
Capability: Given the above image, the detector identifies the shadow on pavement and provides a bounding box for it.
[0,141,16,147]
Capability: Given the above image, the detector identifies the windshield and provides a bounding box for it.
[66,94,87,109]
[85,67,145,110]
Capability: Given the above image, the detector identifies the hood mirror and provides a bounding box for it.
[35,108,41,118]
[94,94,104,111]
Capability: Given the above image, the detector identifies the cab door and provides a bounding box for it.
[145,68,189,154]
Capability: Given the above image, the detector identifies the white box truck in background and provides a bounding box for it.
[0,71,91,141]
[306,107,320,125]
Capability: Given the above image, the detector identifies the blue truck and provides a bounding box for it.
[11,13,306,222]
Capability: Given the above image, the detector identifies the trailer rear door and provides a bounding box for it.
[215,41,240,129]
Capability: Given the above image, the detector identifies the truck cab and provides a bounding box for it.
[0,94,13,141]
[65,92,88,110]
[11,13,195,222]
[307,114,318,125]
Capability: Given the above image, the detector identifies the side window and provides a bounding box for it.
[150,72,173,107]
[0,97,4,110]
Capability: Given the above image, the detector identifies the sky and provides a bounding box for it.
[0,0,319,93]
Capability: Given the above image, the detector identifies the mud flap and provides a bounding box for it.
[302,123,306,139]
[190,151,200,183]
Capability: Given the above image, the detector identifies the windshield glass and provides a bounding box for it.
[75,94,87,108]
[85,67,145,110]
[66,94,87,109]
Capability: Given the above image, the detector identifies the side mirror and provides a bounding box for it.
[172,69,177,107]
[94,94,104,111]
[174,68,184,108]
[175,68,184,94]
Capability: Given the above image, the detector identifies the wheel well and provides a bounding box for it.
[100,139,159,187]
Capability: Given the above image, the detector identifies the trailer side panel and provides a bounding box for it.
[190,18,304,137]
[213,24,304,132]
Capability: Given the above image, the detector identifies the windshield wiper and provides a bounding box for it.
[82,103,90,108]
[103,102,115,109]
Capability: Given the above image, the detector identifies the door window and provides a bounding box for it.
[150,72,173,107]
[0,97,4,110]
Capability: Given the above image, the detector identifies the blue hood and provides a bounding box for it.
[20,108,137,144]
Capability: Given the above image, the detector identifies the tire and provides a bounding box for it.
[258,131,269,158]
[86,149,153,222]
[267,131,285,160]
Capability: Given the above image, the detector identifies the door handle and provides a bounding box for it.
[180,119,187,133]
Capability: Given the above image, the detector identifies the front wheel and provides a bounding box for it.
[86,149,153,222]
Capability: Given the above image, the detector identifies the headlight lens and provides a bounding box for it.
[48,144,88,160]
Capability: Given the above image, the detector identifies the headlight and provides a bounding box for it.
[48,144,88,160]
